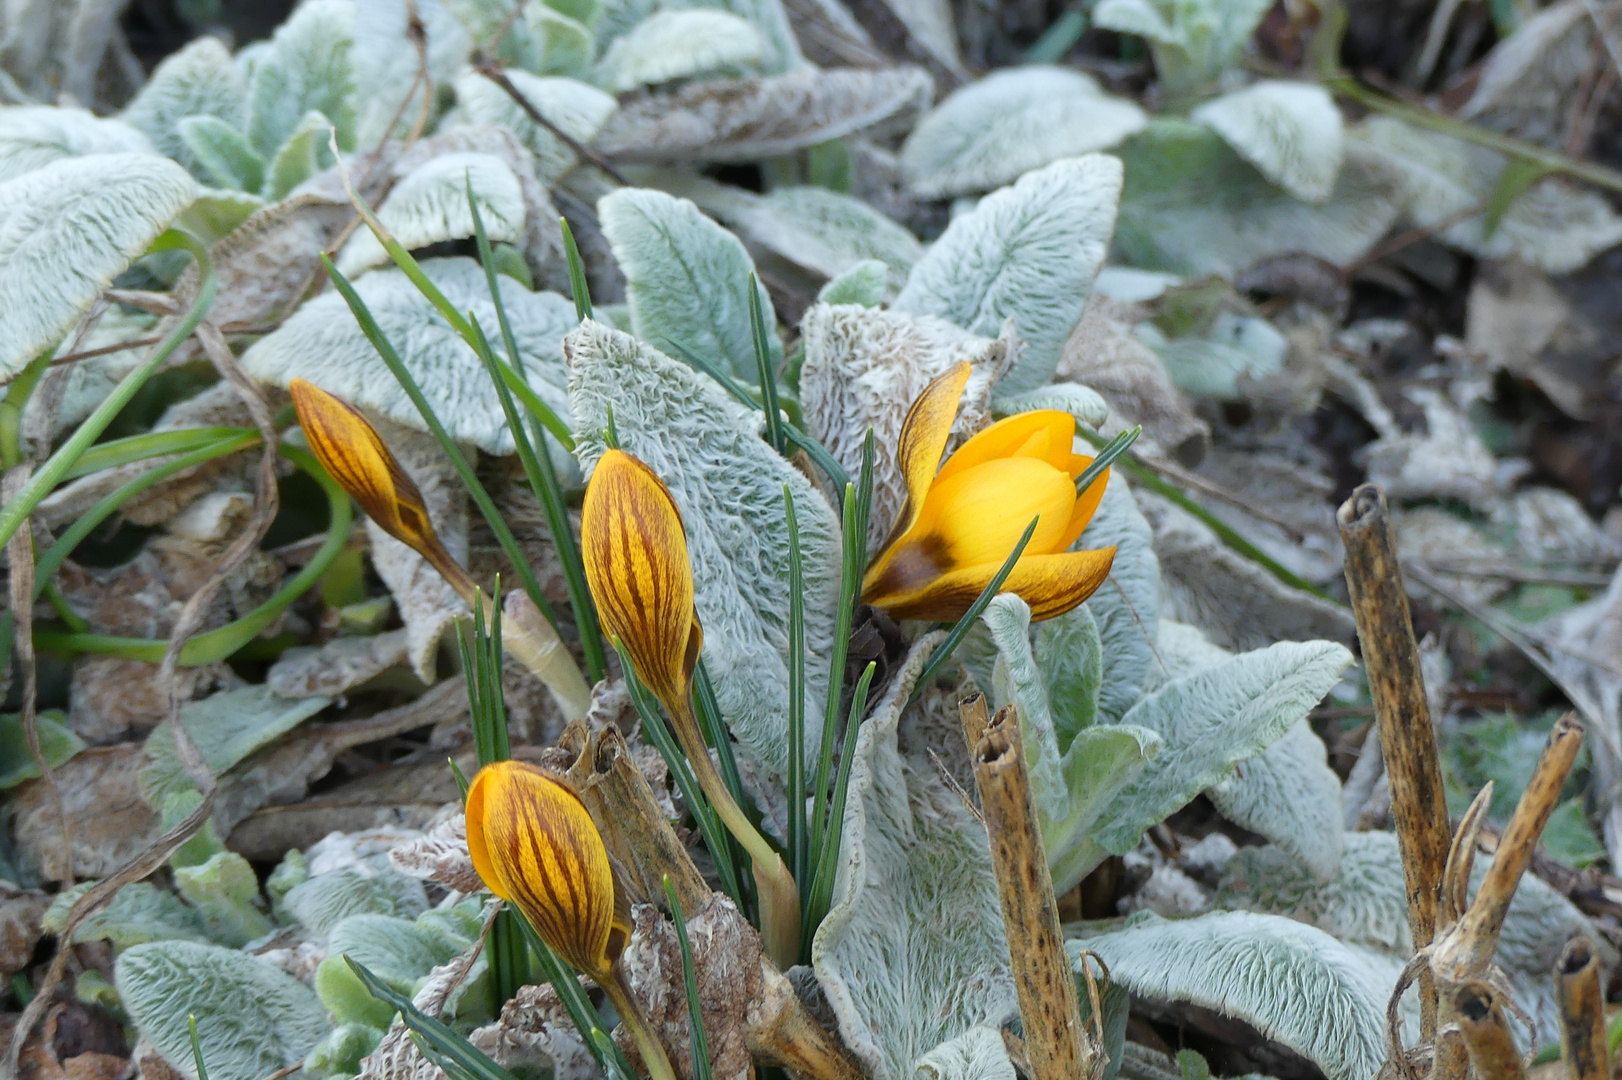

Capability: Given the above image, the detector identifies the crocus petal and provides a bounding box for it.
[934,410,1075,484]
[866,547,1117,623]
[881,362,971,549]
[914,456,1078,566]
[581,449,700,717]
[465,761,620,978]
[1056,462,1110,553]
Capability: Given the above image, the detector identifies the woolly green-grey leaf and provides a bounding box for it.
[176,115,265,192]
[242,257,576,454]
[44,882,208,949]
[812,635,1016,1080]
[596,10,764,91]
[1092,0,1272,97]
[893,154,1120,395]
[1092,639,1352,857]
[138,685,331,809]
[122,37,247,175]
[172,852,273,948]
[1191,80,1343,204]
[1077,477,1160,724]
[818,260,888,306]
[281,866,429,939]
[1146,311,1287,401]
[0,106,154,184]
[993,383,1109,434]
[0,152,197,380]
[900,67,1146,199]
[1115,119,1406,277]
[261,109,334,200]
[913,1027,1016,1080]
[1209,721,1343,882]
[597,186,779,385]
[454,71,618,185]
[0,711,84,789]
[351,0,472,148]
[703,0,804,74]
[1034,603,1104,746]
[524,6,595,76]
[566,319,841,779]
[116,940,331,1080]
[246,0,356,159]
[335,151,525,276]
[317,912,465,1025]
[1073,911,1387,1080]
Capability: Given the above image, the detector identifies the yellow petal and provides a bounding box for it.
[581,450,701,717]
[867,547,1116,623]
[879,363,971,550]
[934,410,1076,484]
[1056,462,1110,553]
[466,761,622,979]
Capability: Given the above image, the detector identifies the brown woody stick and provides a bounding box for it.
[748,963,864,1080]
[969,702,1093,1080]
[1555,937,1608,1080]
[1338,483,1451,1035]
[1453,982,1527,1080]
[960,691,992,748]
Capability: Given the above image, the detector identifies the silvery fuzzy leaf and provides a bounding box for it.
[324,912,464,990]
[812,634,1016,1080]
[666,175,922,299]
[1146,311,1286,401]
[894,154,1121,396]
[1076,476,1161,724]
[798,302,1003,548]
[454,71,619,185]
[1152,617,1238,682]
[1093,0,1272,95]
[596,10,765,91]
[992,382,1109,432]
[597,186,778,385]
[900,67,1146,200]
[282,863,430,939]
[565,320,842,780]
[1356,116,1622,273]
[1191,80,1343,204]
[138,686,332,809]
[43,881,208,949]
[242,257,576,455]
[593,66,933,162]
[121,37,248,175]
[172,852,274,948]
[177,115,265,193]
[1115,119,1406,277]
[697,0,806,75]
[262,109,336,200]
[246,0,357,159]
[1034,602,1105,746]
[1091,639,1352,858]
[1458,0,1602,147]
[1073,911,1387,1080]
[50,309,158,430]
[873,0,964,79]
[116,940,331,1080]
[351,0,472,149]
[1209,720,1343,881]
[523,6,595,77]
[336,151,525,277]
[913,1026,1016,1080]
[0,153,197,381]
[976,595,1164,894]
[0,106,155,184]
[818,259,888,305]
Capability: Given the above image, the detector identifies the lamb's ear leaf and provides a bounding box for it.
[0,711,83,789]
[597,187,778,385]
[246,0,356,159]
[138,685,332,809]
[350,0,472,150]
[901,67,1145,199]
[0,106,153,184]
[454,71,618,186]
[894,154,1120,396]
[335,152,526,276]
[122,37,247,175]
[1208,720,1344,881]
[1073,911,1388,1080]
[565,320,840,780]
[1076,477,1160,725]
[43,881,208,949]
[115,940,331,1080]
[177,116,265,193]
[0,152,197,380]
[595,10,764,92]
[260,110,334,201]
[913,1026,1016,1080]
[1149,310,1287,402]
[1191,80,1344,204]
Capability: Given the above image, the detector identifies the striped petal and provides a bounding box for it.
[865,546,1117,623]
[879,362,972,550]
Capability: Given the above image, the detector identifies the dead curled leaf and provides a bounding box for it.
[389,813,481,894]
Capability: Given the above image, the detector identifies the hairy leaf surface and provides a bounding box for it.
[0,106,153,184]
[1191,80,1343,204]
[122,37,248,174]
[335,151,526,275]
[139,686,332,808]
[246,0,356,158]
[596,10,764,91]
[455,71,618,185]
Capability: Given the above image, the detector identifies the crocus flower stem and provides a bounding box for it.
[599,973,678,1080]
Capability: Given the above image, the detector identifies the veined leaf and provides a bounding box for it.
[246,0,356,159]
[901,67,1146,199]
[44,881,208,949]
[122,37,248,175]
[1191,80,1344,204]
[0,153,197,380]
[138,685,332,808]
[1076,475,1161,725]
[261,109,334,200]
[335,151,526,277]
[914,1027,1016,1080]
[595,10,764,91]
[1209,720,1344,881]
[454,71,618,186]
[1146,311,1287,401]
[524,5,595,76]
[1093,0,1273,97]
[0,711,84,789]
[0,106,154,184]
[894,154,1120,395]
[177,116,265,193]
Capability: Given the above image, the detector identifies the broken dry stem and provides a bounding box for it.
[1452,982,1527,1080]
[970,702,1093,1080]
[1555,937,1607,1080]
[748,962,864,1080]
[959,690,991,748]
[1338,483,1451,1036]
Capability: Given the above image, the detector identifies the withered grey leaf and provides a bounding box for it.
[266,629,413,698]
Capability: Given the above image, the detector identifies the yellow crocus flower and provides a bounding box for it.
[863,363,1117,622]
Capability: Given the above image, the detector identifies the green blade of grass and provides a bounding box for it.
[783,484,807,890]
[187,1015,209,1080]
[661,876,714,1080]
[560,217,593,321]
[0,350,53,470]
[1073,426,1139,496]
[321,254,562,632]
[802,659,876,944]
[60,426,258,480]
[511,911,637,1078]
[748,275,783,453]
[690,660,754,919]
[345,957,521,1080]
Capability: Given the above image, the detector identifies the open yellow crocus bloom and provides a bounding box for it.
[862,363,1117,622]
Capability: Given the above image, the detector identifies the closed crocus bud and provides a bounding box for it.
[465,760,629,981]
[863,364,1117,622]
[289,378,475,600]
[580,449,703,721]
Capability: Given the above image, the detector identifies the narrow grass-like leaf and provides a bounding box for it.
[784,485,807,888]
[0,351,51,469]
[561,216,593,321]
[322,254,561,631]
[803,659,876,942]
[449,758,470,799]
[661,877,714,1080]
[61,426,259,480]
[1073,426,1139,496]
[457,589,510,766]
[750,276,784,453]
[909,517,1040,704]
[345,958,520,1080]
[615,641,747,906]
[188,1015,209,1080]
[510,905,638,1079]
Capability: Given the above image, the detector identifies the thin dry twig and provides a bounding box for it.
[1452,981,1528,1080]
[1554,937,1608,1080]
[470,59,632,186]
